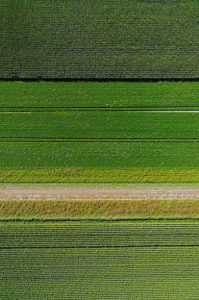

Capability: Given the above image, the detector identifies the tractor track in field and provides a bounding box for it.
[0,187,199,201]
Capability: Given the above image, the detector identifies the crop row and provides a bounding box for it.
[1,0,199,78]
[2,246,199,299]
[2,221,199,299]
[2,220,199,248]
[1,82,199,109]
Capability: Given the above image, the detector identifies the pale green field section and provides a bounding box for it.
[1,220,199,299]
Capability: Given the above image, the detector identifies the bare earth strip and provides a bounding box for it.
[1,187,199,201]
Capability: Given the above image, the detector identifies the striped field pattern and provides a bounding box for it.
[1,220,199,299]
[1,81,199,184]
[2,1,199,299]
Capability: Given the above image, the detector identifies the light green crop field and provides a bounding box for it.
[1,220,199,300]
[1,81,199,184]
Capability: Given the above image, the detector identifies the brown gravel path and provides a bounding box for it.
[0,187,199,200]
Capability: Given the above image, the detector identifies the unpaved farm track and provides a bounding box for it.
[0,187,199,201]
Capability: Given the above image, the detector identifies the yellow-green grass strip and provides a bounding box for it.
[1,168,199,184]
[1,199,199,220]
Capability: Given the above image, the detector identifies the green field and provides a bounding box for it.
[1,81,199,184]
[1,142,199,168]
[2,111,199,139]
[1,1,199,78]
[1,81,199,109]
[1,220,199,299]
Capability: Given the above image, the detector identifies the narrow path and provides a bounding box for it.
[0,187,199,200]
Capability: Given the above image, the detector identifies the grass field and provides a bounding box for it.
[1,81,199,184]
[1,1,199,78]
[1,220,199,299]
[2,111,199,139]
[1,81,199,109]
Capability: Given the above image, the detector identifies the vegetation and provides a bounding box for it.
[2,1,199,298]
[2,220,199,299]
[1,168,199,184]
[2,111,199,139]
[2,199,199,219]
[1,1,199,78]
[1,81,199,109]
[1,81,199,184]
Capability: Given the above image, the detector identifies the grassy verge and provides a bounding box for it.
[1,168,199,184]
[1,199,199,219]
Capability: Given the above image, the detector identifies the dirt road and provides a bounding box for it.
[0,187,199,201]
